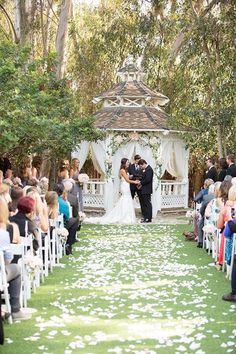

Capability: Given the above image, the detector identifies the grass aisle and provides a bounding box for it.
[2,224,236,354]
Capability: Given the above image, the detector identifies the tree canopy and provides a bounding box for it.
[0,0,235,174]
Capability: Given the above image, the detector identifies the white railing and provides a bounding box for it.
[83,179,106,209]
[83,179,188,210]
[160,180,188,209]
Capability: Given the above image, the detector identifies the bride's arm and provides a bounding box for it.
[119,169,139,184]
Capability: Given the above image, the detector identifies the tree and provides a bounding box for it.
[0,42,102,177]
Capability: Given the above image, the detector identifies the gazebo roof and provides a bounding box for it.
[93,106,170,130]
[92,57,172,132]
[93,80,169,106]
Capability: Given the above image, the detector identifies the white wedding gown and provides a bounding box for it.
[86,177,136,225]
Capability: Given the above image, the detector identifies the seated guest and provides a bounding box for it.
[9,186,24,216]
[10,196,38,239]
[45,191,58,220]
[39,177,49,195]
[205,182,223,225]
[0,198,31,320]
[26,189,49,233]
[205,157,217,182]
[217,184,235,268]
[54,184,79,255]
[197,184,215,248]
[63,179,79,218]
[193,178,214,204]
[0,183,12,206]
[226,154,236,177]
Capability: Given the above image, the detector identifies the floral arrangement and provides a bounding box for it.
[185,209,196,224]
[25,255,43,273]
[56,227,69,244]
[79,211,86,221]
[105,132,162,183]
[78,173,89,183]
[202,223,217,241]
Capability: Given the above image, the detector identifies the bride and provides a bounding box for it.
[86,158,140,225]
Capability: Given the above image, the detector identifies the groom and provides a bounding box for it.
[137,159,153,223]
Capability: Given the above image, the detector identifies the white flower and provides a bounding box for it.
[106,156,112,165]
[149,136,158,145]
[25,255,43,271]
[114,135,123,144]
[78,173,89,183]
[156,157,164,166]
[186,210,195,219]
[57,227,69,237]
[79,212,86,221]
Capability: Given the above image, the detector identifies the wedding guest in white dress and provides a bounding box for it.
[86,158,140,225]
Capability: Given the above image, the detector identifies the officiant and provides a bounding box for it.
[128,155,143,199]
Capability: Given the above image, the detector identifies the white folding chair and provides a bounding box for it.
[11,237,33,308]
[0,251,12,324]
[37,228,49,280]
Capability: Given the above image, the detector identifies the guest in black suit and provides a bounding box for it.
[137,159,153,223]
[205,157,217,182]
[218,157,228,182]
[128,155,142,199]
[226,154,236,177]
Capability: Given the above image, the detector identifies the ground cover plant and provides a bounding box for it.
[2,224,236,354]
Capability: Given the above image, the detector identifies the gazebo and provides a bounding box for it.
[72,58,189,216]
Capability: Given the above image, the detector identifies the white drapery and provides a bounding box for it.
[90,141,106,176]
[72,134,189,215]
[71,141,90,169]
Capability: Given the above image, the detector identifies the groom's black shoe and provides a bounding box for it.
[141,219,152,223]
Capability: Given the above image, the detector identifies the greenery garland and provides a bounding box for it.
[105,131,163,183]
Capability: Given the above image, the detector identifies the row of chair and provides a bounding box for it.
[0,215,66,324]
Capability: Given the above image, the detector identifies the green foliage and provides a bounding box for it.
[0,42,102,163]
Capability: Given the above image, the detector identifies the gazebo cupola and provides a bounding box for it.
[92,56,170,131]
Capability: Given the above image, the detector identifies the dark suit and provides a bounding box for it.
[67,192,79,218]
[138,165,153,221]
[226,163,236,177]
[67,192,80,244]
[205,166,217,182]
[128,163,143,199]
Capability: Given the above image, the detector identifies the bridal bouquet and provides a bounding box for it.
[56,227,68,244]
[78,173,89,183]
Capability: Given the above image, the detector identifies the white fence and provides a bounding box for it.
[160,180,188,209]
[83,179,188,210]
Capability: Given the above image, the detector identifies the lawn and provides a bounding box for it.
[1,223,236,354]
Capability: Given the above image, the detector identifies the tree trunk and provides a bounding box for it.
[56,0,72,80]
[189,0,224,157]
[14,0,37,46]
